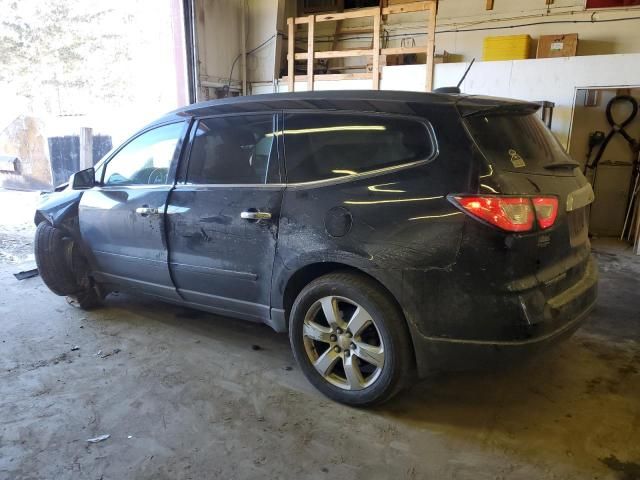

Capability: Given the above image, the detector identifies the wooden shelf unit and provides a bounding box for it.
[286,1,437,93]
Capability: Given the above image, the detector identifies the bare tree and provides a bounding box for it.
[0,0,133,114]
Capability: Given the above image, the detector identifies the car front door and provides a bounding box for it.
[166,113,283,325]
[79,121,189,300]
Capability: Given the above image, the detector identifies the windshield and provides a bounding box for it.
[465,112,576,175]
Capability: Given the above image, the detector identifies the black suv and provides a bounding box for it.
[34,91,597,406]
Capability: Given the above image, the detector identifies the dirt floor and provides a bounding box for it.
[0,189,639,480]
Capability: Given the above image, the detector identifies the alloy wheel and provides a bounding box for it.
[302,295,385,391]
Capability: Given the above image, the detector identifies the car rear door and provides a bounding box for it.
[165,113,284,325]
[79,121,189,300]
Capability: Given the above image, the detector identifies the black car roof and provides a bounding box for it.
[151,90,538,127]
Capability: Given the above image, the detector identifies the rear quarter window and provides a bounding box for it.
[465,113,574,175]
[283,113,434,183]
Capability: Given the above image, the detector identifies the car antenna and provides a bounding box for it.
[457,58,475,89]
[433,58,475,94]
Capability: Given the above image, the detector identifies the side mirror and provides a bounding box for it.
[70,167,95,190]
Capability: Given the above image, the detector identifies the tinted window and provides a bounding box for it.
[103,122,184,186]
[466,113,575,175]
[187,115,277,184]
[283,113,432,183]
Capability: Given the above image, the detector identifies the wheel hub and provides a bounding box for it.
[335,331,352,351]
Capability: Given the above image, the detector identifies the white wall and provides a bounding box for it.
[246,0,280,84]
[436,54,640,148]
[194,0,284,96]
[302,1,640,61]
[434,0,640,60]
[198,0,640,138]
[195,0,243,93]
[194,0,640,94]
[254,54,640,151]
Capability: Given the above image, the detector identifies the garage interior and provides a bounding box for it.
[1,0,640,479]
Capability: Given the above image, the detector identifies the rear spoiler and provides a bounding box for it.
[461,103,541,118]
[454,96,540,118]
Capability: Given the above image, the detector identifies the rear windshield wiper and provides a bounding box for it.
[544,161,579,170]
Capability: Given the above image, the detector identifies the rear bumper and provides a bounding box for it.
[413,297,595,375]
[410,255,598,376]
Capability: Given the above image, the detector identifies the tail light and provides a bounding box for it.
[450,195,558,232]
[532,197,558,229]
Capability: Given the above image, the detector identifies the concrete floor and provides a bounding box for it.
[1,190,639,480]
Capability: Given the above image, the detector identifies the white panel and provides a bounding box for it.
[437,0,584,21]
[381,65,427,92]
[197,0,242,81]
[263,54,640,152]
[460,61,514,97]
[247,0,279,84]
[436,54,640,147]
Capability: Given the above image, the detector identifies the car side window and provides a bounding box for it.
[283,113,433,183]
[186,114,277,185]
[102,122,184,186]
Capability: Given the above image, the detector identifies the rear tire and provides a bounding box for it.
[289,272,413,407]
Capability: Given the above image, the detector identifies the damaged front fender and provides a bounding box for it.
[34,189,84,237]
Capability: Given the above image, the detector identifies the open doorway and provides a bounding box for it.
[568,86,640,249]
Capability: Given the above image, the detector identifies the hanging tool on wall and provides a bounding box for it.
[583,94,640,241]
[585,130,606,164]
[584,95,639,174]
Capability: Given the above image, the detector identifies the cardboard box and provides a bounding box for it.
[537,33,578,58]
[383,51,448,66]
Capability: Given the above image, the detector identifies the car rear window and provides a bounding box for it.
[283,113,433,183]
[465,112,575,175]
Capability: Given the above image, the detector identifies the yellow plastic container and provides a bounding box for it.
[482,34,531,61]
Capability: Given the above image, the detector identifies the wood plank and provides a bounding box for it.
[286,1,438,90]
[307,15,314,91]
[328,13,343,75]
[316,73,373,81]
[283,73,373,82]
[295,49,374,60]
[79,127,93,170]
[287,18,295,92]
[372,11,381,90]
[425,2,436,91]
[381,46,429,55]
[334,26,374,35]
[382,1,431,15]
[315,7,379,22]
[325,64,369,71]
